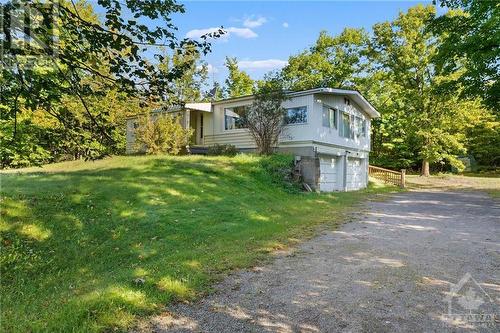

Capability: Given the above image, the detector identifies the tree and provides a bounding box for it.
[205,81,225,101]
[134,114,193,155]
[160,44,209,104]
[466,115,500,168]
[242,75,287,155]
[282,28,370,90]
[369,5,483,175]
[432,0,500,113]
[224,57,254,97]
[0,0,221,167]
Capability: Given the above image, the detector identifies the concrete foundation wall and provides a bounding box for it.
[297,156,320,191]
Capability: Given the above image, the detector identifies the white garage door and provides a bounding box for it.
[346,157,367,191]
[319,155,340,192]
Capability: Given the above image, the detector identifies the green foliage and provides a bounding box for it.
[0,0,218,168]
[433,0,500,113]
[134,114,193,155]
[282,28,369,90]
[0,155,392,332]
[0,118,52,168]
[367,5,489,173]
[224,57,254,97]
[259,154,300,192]
[206,144,238,157]
[159,44,209,104]
[466,117,500,167]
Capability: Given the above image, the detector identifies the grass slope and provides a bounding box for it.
[1,155,391,332]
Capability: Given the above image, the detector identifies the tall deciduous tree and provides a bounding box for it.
[282,28,370,90]
[432,0,500,113]
[369,5,485,175]
[160,44,209,104]
[224,57,254,98]
[0,0,220,166]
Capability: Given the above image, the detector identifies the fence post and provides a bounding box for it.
[400,169,406,188]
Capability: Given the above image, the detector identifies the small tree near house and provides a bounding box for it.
[134,114,193,155]
[242,84,288,155]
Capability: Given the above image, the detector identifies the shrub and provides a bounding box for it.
[207,144,238,157]
[259,154,300,192]
[134,113,193,155]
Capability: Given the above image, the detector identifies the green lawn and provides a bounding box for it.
[1,155,392,332]
[405,173,500,198]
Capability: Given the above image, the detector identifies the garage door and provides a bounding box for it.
[346,157,366,191]
[319,155,340,192]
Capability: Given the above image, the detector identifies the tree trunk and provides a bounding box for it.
[421,159,430,177]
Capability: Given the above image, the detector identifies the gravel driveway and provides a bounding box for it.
[144,190,500,332]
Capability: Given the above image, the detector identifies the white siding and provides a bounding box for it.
[319,155,342,192]
[346,157,367,191]
[204,94,316,149]
[311,94,371,152]
[126,118,137,154]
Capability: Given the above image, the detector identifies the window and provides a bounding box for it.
[362,119,367,137]
[344,97,351,106]
[322,105,337,128]
[354,116,362,138]
[284,106,307,125]
[340,112,353,138]
[224,105,249,130]
[352,116,367,138]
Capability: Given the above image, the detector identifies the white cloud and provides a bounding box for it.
[186,27,257,40]
[238,59,288,70]
[226,27,258,39]
[282,22,289,28]
[243,16,267,28]
[186,27,222,39]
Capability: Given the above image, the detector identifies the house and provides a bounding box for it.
[126,88,380,192]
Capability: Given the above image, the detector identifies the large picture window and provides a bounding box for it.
[322,105,337,128]
[284,106,307,125]
[224,105,249,130]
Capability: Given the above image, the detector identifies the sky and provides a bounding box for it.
[168,0,442,85]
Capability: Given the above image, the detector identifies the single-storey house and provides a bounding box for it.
[126,88,380,192]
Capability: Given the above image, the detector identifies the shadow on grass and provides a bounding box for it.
[0,156,370,332]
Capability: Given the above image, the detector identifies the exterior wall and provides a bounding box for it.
[126,118,138,154]
[204,93,371,155]
[204,94,316,149]
[298,157,320,191]
[309,93,371,152]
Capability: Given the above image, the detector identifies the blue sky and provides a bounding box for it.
[169,1,440,84]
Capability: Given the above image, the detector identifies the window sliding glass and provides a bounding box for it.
[284,106,307,125]
[322,105,337,128]
[340,112,352,138]
[224,105,249,130]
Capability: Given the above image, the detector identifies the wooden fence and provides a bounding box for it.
[368,165,406,188]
